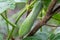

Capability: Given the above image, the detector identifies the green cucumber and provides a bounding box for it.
[19,1,42,37]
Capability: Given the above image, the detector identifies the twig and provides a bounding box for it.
[26,0,32,17]
[7,27,15,40]
[28,0,58,36]
[0,14,16,40]
[15,0,37,24]
[53,3,60,13]
[15,7,26,24]
[9,0,37,40]
[1,14,16,28]
[4,11,9,35]
[45,24,59,27]
[53,4,60,12]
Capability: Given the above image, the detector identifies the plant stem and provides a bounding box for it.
[40,11,42,32]
[15,0,37,24]
[15,7,26,24]
[26,0,32,17]
[7,0,37,40]
[0,14,17,40]
[1,14,16,28]
[7,27,15,40]
[45,24,59,27]
[4,11,9,35]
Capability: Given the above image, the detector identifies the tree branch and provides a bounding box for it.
[28,0,58,36]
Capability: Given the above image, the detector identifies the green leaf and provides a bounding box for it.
[58,0,60,2]
[48,18,60,26]
[52,33,60,40]
[15,0,27,3]
[54,27,60,34]
[0,0,15,13]
[43,0,51,7]
[0,0,7,2]
[23,32,48,40]
[49,33,55,40]
[7,0,15,9]
[0,34,3,40]
[0,2,9,13]
[14,0,27,9]
[52,13,60,21]
[41,25,52,34]
[16,2,26,10]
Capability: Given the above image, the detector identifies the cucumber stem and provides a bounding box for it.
[4,11,9,35]
[1,14,16,28]
[15,0,37,24]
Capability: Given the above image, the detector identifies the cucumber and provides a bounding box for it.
[19,1,42,37]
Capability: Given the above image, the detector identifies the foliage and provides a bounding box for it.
[0,34,3,40]
[23,32,48,40]
[0,0,60,40]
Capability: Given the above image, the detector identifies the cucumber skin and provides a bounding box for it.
[19,1,42,37]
